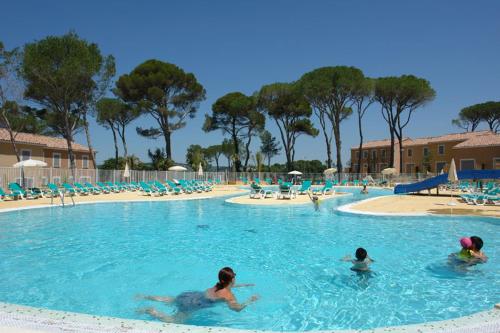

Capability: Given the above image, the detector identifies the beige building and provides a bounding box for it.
[0,128,94,169]
[350,131,500,174]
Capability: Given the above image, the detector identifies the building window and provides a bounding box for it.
[494,158,500,169]
[53,153,61,168]
[460,159,475,171]
[438,144,445,155]
[21,150,31,161]
[371,150,377,160]
[436,162,446,174]
[82,155,89,169]
[407,149,413,157]
[406,164,415,174]
[355,151,359,159]
[381,149,386,159]
[363,163,368,170]
[423,147,429,157]
[363,151,368,159]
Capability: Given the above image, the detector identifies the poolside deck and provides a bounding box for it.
[346,194,500,218]
[227,191,350,205]
[0,185,245,211]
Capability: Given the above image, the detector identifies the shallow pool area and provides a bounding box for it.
[0,188,498,331]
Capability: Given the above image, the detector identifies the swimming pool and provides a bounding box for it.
[0,188,498,331]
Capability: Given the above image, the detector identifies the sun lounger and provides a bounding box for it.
[249,183,274,199]
[61,183,78,196]
[47,183,63,197]
[312,180,334,195]
[0,187,22,200]
[297,180,312,194]
[74,182,93,195]
[8,183,39,199]
[139,181,162,196]
[277,183,296,199]
[84,182,106,194]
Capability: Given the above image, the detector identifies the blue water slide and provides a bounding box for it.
[394,169,500,194]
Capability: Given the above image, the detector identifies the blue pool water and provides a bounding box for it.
[0,188,498,331]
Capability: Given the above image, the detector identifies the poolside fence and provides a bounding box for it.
[0,166,437,189]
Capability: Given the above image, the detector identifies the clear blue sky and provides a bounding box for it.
[1,0,499,165]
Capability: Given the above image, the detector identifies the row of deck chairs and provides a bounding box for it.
[459,183,500,206]
[249,180,336,200]
[0,179,219,201]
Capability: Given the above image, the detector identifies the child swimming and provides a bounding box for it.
[470,236,488,262]
[307,190,320,211]
[342,248,374,272]
[137,267,259,323]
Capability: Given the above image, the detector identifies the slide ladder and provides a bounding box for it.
[394,169,500,194]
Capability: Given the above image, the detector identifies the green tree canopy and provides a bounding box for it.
[204,144,223,171]
[203,92,265,172]
[259,130,281,168]
[185,144,207,170]
[375,75,435,171]
[116,59,206,160]
[147,148,173,170]
[21,32,111,172]
[257,82,318,171]
[299,66,361,172]
[453,101,500,133]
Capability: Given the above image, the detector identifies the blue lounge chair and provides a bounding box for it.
[47,183,63,197]
[0,187,22,200]
[139,181,162,196]
[249,183,274,199]
[277,183,296,199]
[61,183,78,196]
[84,182,106,194]
[297,180,312,194]
[8,183,39,199]
[73,183,93,195]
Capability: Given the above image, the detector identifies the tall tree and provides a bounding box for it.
[147,148,170,170]
[21,32,108,174]
[257,82,318,171]
[452,104,483,132]
[204,145,223,172]
[259,130,281,168]
[203,92,265,172]
[375,75,435,172]
[96,102,120,169]
[116,59,206,160]
[351,77,375,175]
[454,101,500,133]
[186,144,207,171]
[221,138,235,170]
[299,66,360,174]
[96,98,139,163]
[80,55,115,169]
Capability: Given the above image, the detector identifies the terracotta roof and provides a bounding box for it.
[452,132,500,149]
[0,128,90,152]
[353,130,499,150]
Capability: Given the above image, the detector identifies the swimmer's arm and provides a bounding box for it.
[226,294,259,312]
[340,255,352,262]
[471,251,488,262]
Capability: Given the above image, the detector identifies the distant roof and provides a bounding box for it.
[0,128,90,152]
[352,131,500,150]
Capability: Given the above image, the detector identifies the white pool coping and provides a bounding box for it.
[336,195,431,216]
[0,302,499,333]
[1,193,499,332]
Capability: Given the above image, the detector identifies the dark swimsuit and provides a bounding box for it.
[175,291,217,312]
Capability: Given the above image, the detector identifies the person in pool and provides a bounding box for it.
[137,267,259,323]
[342,248,374,272]
[470,236,488,262]
[307,190,320,211]
[360,185,369,194]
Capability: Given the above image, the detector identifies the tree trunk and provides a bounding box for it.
[333,115,342,181]
[82,113,96,169]
[165,130,172,160]
[118,126,128,161]
[316,110,332,168]
[231,132,241,172]
[65,134,76,179]
[388,124,395,168]
[267,156,271,169]
[357,111,363,176]
[4,124,21,163]
[214,156,219,172]
[243,136,252,171]
[111,127,119,169]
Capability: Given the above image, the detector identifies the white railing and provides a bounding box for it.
[0,167,228,189]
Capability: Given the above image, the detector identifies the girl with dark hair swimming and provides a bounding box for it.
[137,267,259,323]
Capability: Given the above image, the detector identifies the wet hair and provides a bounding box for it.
[355,248,367,261]
[215,267,235,291]
[470,236,483,251]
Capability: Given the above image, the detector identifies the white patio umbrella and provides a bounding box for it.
[168,166,187,171]
[13,159,47,188]
[197,163,203,176]
[288,170,302,184]
[323,168,337,175]
[447,158,458,206]
[123,162,130,179]
[381,167,398,175]
[13,159,47,168]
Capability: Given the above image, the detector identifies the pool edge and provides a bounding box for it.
[0,301,499,333]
